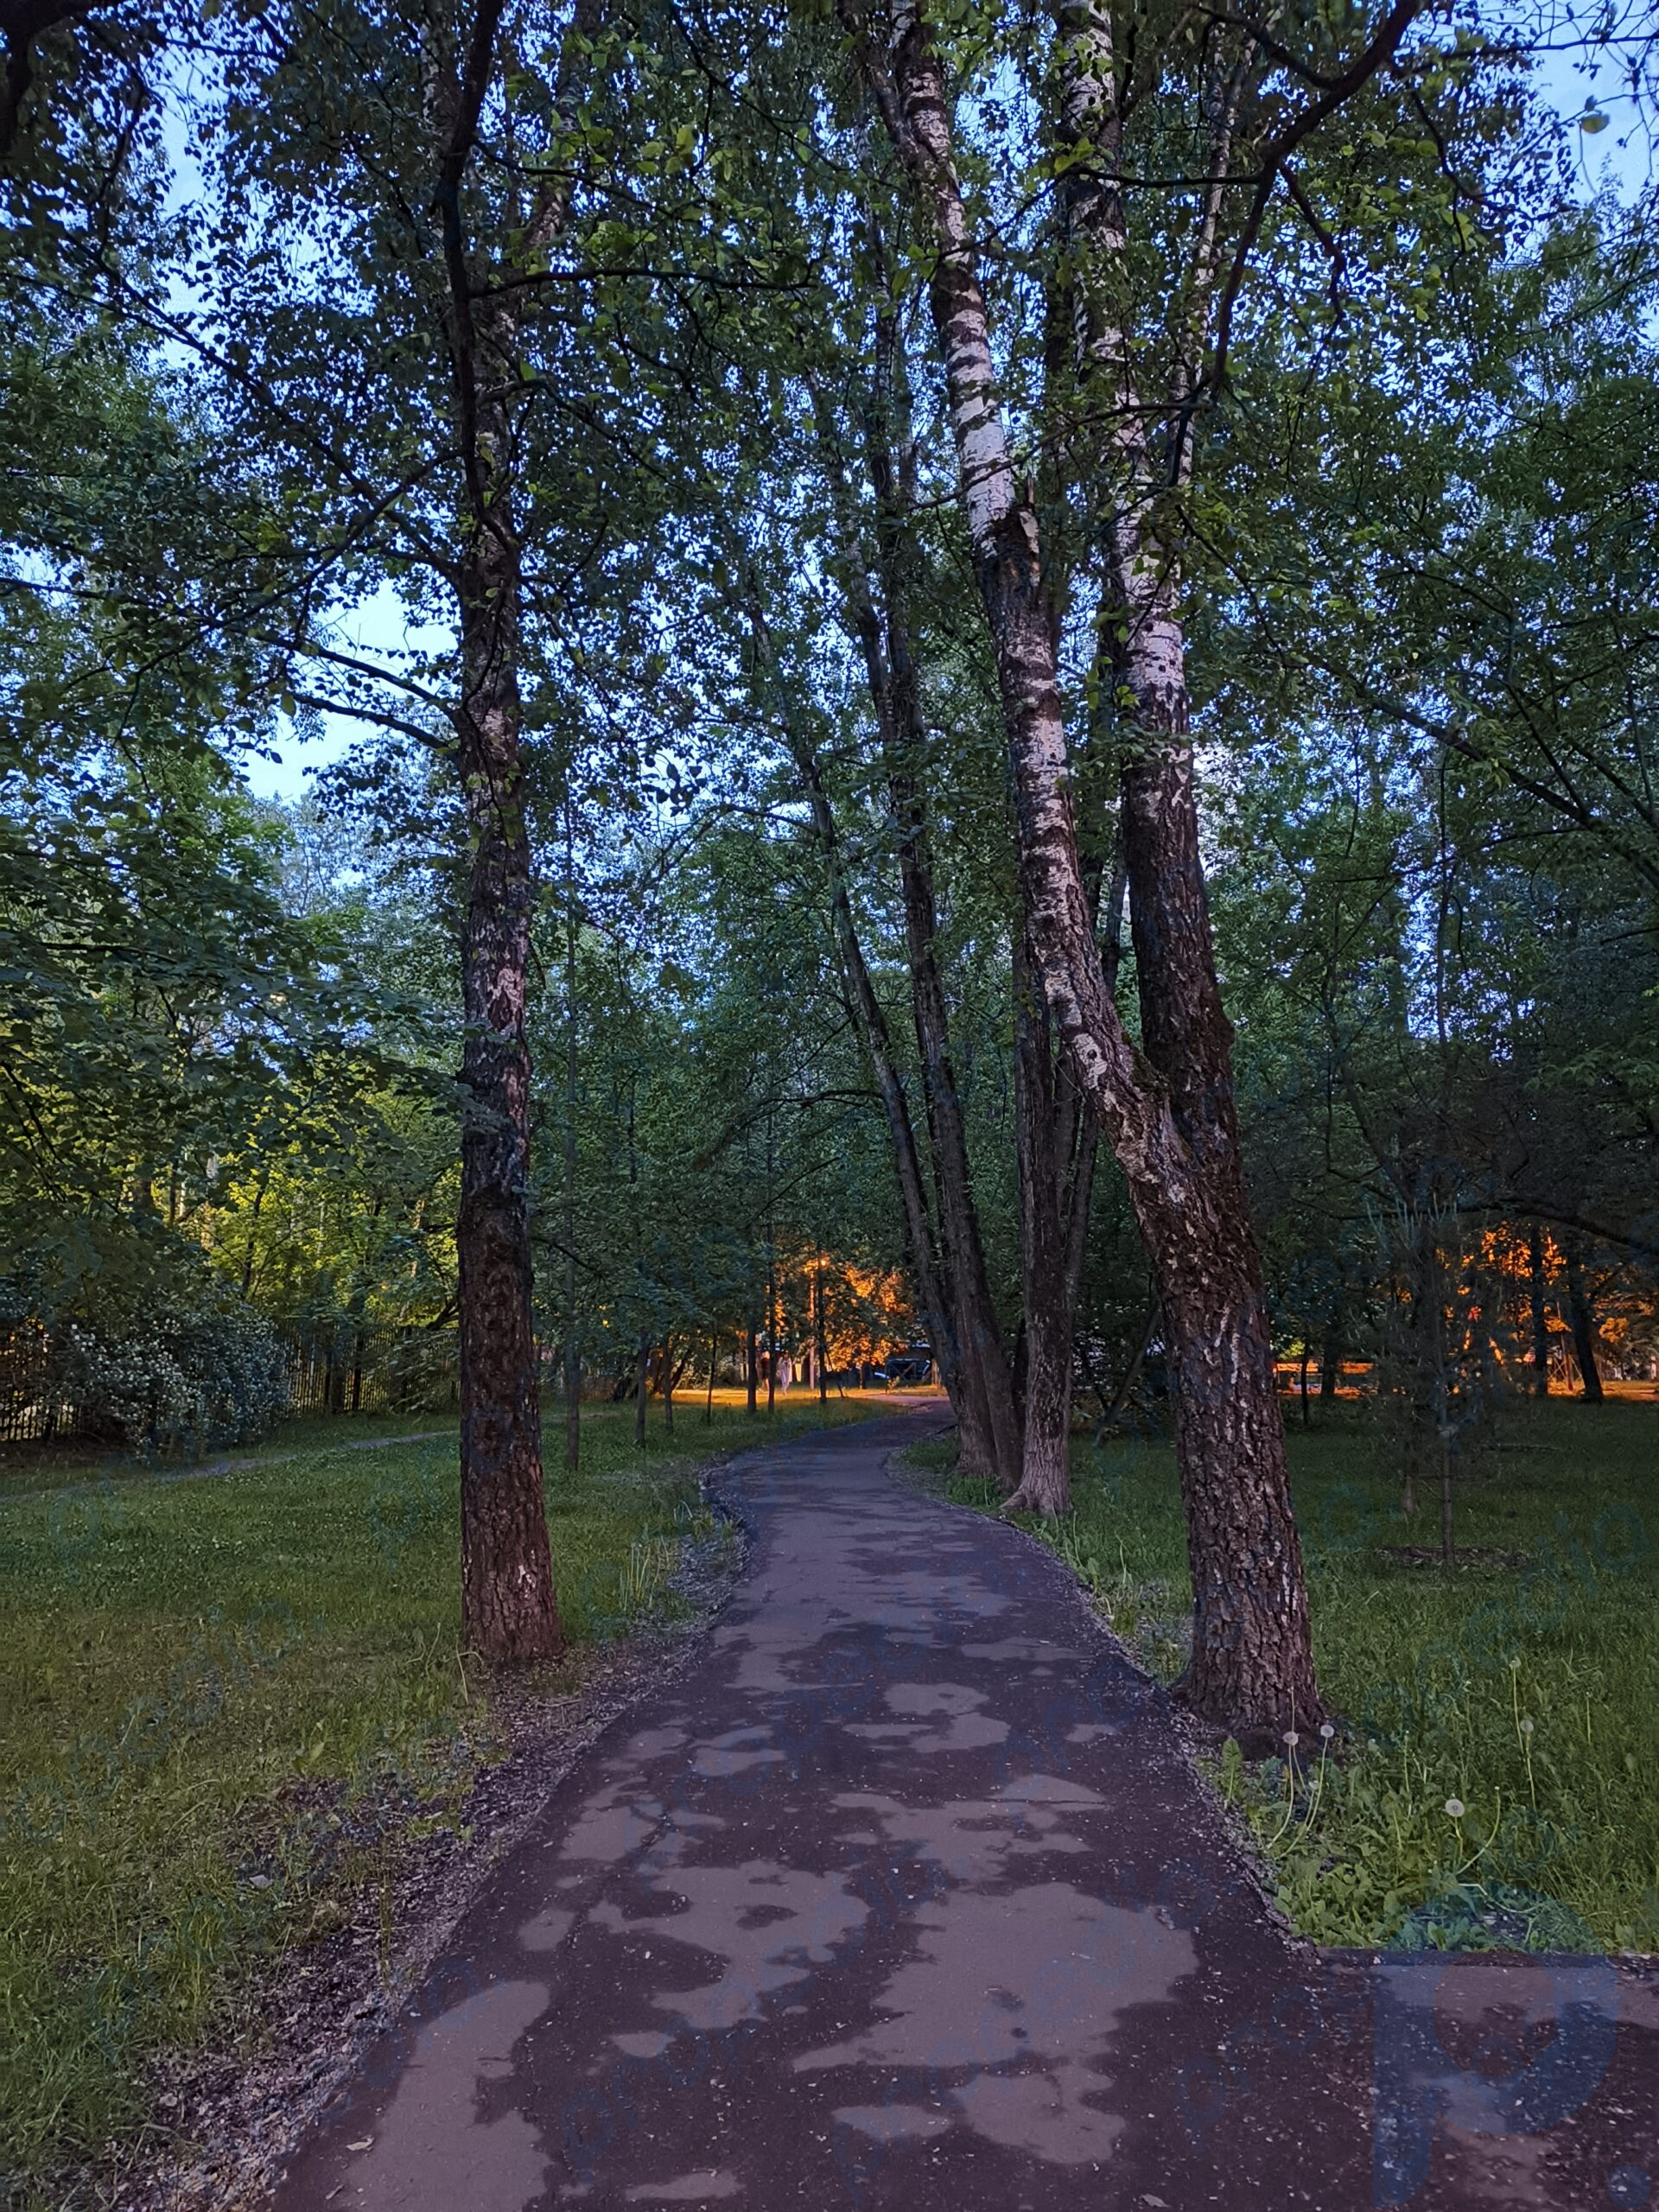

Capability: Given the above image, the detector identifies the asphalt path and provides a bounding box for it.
[270,1405,1657,2211]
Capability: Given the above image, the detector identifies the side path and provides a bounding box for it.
[0,1430,450,1510]
[267,1407,1656,2211]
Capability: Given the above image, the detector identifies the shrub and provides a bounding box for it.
[54,1294,289,1459]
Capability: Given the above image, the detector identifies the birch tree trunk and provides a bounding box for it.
[845,0,1326,1737]
[1010,918,1073,1514]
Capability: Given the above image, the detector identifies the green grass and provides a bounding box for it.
[920,1398,1659,1955]
[0,1408,454,1503]
[0,1394,874,2199]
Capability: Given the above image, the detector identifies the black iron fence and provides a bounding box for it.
[0,1325,74,1446]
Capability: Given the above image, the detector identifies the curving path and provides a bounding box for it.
[270,1405,1656,2211]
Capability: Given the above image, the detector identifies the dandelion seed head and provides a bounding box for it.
[1284,1731,1300,1747]
[1319,1721,1336,1739]
[1521,1717,1534,1733]
[1445,1798,1465,1818]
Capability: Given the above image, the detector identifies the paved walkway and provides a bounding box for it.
[270,1408,1656,2211]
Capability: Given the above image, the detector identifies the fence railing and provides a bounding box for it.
[0,1325,77,1446]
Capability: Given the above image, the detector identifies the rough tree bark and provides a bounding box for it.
[562,797,582,1471]
[842,0,1344,1735]
[437,0,601,1663]
[1008,918,1073,1513]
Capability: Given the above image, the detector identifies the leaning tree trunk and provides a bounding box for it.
[1113,602,1319,1726]
[795,427,1014,1484]
[892,773,1021,1486]
[846,0,1325,1738]
[782,702,994,1471]
[855,353,1023,1490]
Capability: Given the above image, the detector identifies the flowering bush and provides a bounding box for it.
[55,1295,289,1459]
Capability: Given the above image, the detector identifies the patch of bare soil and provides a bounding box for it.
[66,1487,747,2212]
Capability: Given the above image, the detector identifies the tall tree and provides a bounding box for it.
[823,0,1489,1731]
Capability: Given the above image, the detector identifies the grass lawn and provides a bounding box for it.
[918,1395,1659,1955]
[0,1408,454,1503]
[0,1391,875,2197]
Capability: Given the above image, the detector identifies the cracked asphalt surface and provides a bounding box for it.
[269,1405,1659,2210]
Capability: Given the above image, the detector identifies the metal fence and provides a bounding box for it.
[0,1325,77,1446]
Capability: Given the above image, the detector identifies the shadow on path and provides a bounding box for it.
[268,1407,1657,2210]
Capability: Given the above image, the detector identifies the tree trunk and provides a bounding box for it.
[774,1230,787,1415]
[895,801,1020,1485]
[563,797,582,1471]
[1529,1220,1551,1398]
[1007,918,1071,1515]
[1565,1244,1604,1403]
[784,716,991,1469]
[241,1172,267,1298]
[438,0,598,1667]
[746,1319,758,1414]
[1319,1321,1342,1417]
[817,1262,830,1403]
[849,0,1325,1737]
[454,572,562,1662]
[854,351,1023,1490]
[634,1335,649,1444]
[663,1332,674,1434]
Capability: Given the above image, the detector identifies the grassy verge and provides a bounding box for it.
[916,1399,1659,1954]
[0,1393,874,2196]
